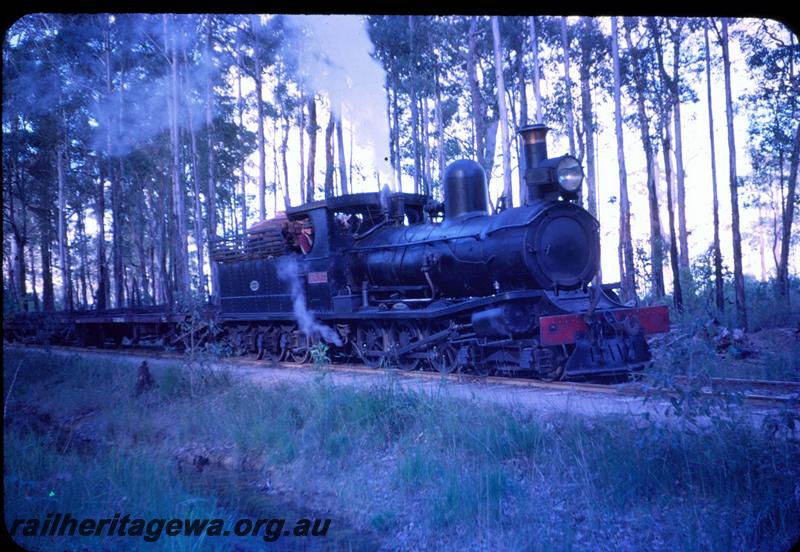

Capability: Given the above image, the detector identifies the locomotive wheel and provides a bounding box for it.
[429,343,459,374]
[288,329,313,364]
[355,322,386,368]
[540,350,566,382]
[472,361,494,377]
[389,321,423,371]
[277,325,294,362]
[540,362,565,382]
[256,326,278,361]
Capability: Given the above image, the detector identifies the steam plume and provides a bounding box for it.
[276,256,342,346]
[282,15,393,187]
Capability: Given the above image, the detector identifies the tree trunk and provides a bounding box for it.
[409,16,421,194]
[206,18,219,304]
[272,117,279,212]
[4,251,16,311]
[651,19,683,308]
[336,109,348,195]
[135,198,150,306]
[771,188,781,277]
[704,22,725,311]
[236,66,248,234]
[720,18,748,329]
[529,16,544,124]
[778,119,799,299]
[758,205,768,281]
[298,40,307,203]
[56,144,72,310]
[578,20,597,217]
[6,111,26,308]
[184,59,207,299]
[776,32,798,301]
[434,66,446,186]
[517,42,528,127]
[76,209,88,309]
[96,172,109,310]
[156,172,170,305]
[421,97,432,196]
[282,114,292,208]
[349,121,354,190]
[166,189,175,305]
[625,21,665,298]
[324,111,335,198]
[491,17,513,206]
[254,32,267,222]
[391,78,402,190]
[611,18,636,303]
[385,78,396,191]
[10,190,27,308]
[306,96,317,201]
[29,237,39,311]
[662,109,684,309]
[166,15,191,305]
[516,38,528,195]
[671,26,689,270]
[112,157,125,307]
[39,211,55,311]
[104,20,123,308]
[467,19,487,166]
[560,18,576,157]
[11,227,26,309]
[409,86,421,194]
[299,96,306,203]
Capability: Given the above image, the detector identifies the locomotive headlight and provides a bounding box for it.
[556,156,583,194]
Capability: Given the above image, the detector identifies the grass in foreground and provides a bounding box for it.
[4,348,800,551]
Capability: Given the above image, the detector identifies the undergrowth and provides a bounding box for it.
[4,348,800,551]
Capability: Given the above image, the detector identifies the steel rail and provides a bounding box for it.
[6,344,797,409]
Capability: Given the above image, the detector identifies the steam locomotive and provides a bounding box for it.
[6,125,669,380]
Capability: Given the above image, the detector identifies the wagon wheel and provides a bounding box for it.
[57,326,75,346]
[388,321,424,371]
[226,325,248,356]
[429,343,459,374]
[113,332,126,349]
[355,321,387,368]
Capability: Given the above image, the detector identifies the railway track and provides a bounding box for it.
[6,344,799,410]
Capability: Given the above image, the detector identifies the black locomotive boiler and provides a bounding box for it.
[10,124,669,380]
[203,123,668,379]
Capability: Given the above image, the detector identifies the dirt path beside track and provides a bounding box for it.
[8,345,791,431]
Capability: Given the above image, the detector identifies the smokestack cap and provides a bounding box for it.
[518,124,550,145]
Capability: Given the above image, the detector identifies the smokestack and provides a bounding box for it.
[519,124,550,203]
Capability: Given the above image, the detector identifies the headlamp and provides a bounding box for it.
[556,156,583,193]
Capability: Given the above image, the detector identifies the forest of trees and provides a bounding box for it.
[3,15,798,331]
